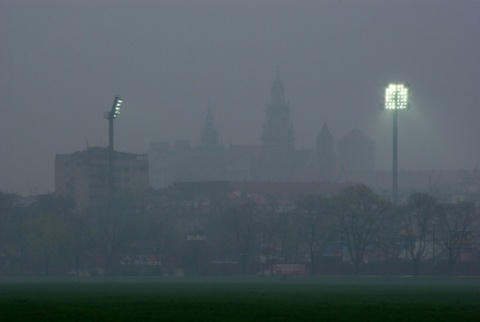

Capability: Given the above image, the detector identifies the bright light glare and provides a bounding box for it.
[105,95,123,119]
[385,84,409,110]
[113,96,122,118]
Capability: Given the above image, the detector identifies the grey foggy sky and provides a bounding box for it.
[1,0,479,195]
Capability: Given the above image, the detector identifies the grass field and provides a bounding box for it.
[1,276,479,321]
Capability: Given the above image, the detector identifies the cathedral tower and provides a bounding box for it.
[252,72,296,181]
[199,105,220,152]
[193,105,225,181]
[316,122,333,155]
[261,72,295,150]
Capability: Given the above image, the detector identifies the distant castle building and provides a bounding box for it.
[53,74,474,208]
[148,73,375,188]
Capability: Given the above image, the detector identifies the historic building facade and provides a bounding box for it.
[148,74,375,189]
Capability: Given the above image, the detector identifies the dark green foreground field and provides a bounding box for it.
[1,276,479,321]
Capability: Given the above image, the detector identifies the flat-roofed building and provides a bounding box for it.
[55,147,148,211]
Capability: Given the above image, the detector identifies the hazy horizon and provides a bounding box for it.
[1,0,479,195]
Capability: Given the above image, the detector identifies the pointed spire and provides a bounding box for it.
[200,102,219,150]
[318,122,333,140]
[205,101,214,128]
[272,67,285,103]
[316,122,334,155]
[262,69,294,150]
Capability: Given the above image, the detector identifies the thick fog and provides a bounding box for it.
[1,0,479,195]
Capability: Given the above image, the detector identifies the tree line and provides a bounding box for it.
[0,184,479,276]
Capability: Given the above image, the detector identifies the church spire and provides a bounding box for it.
[261,70,294,150]
[272,67,285,104]
[316,122,334,155]
[200,103,220,150]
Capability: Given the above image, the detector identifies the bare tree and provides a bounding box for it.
[296,194,331,275]
[223,198,261,275]
[259,207,292,275]
[23,213,70,275]
[86,191,145,275]
[402,192,438,275]
[69,213,88,276]
[22,194,75,275]
[374,205,403,276]
[332,185,390,275]
[144,190,184,276]
[0,191,19,275]
[437,200,479,275]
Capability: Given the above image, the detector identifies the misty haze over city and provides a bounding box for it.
[1,0,479,195]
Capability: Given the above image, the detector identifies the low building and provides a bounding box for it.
[55,147,149,211]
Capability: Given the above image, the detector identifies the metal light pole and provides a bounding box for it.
[383,84,409,204]
[104,95,123,209]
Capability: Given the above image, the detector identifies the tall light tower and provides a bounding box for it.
[104,95,123,208]
[383,84,409,204]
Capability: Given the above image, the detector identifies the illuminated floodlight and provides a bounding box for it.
[382,83,410,204]
[105,95,123,119]
[112,95,122,118]
[384,84,409,110]
[104,94,123,220]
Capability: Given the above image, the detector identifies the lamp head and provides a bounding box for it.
[105,95,123,119]
[384,84,409,110]
[112,95,122,118]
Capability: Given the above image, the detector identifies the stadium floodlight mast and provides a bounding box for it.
[383,84,409,204]
[104,95,123,211]
[104,95,123,149]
